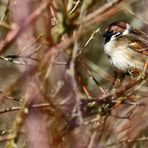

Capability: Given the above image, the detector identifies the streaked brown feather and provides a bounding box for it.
[128,38,148,56]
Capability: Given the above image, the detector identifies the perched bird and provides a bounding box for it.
[103,21,148,76]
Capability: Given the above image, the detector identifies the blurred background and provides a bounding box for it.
[0,0,148,147]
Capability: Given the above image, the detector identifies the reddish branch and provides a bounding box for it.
[82,0,124,24]
[0,0,145,147]
[99,79,140,100]
[0,1,49,54]
[4,1,51,148]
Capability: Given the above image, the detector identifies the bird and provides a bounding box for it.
[102,21,148,77]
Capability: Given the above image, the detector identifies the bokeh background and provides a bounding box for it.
[0,0,148,147]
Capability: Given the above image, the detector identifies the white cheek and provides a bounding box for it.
[123,24,131,35]
[110,34,116,41]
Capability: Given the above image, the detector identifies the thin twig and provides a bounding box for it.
[77,74,92,99]
[78,57,105,94]
[125,6,148,25]
[106,136,148,146]
[99,79,141,100]
[0,103,54,115]
[68,39,84,124]
[0,0,10,36]
[84,27,100,47]
[87,132,97,148]
[0,134,16,142]
[18,33,45,55]
[69,0,80,15]
[0,21,11,29]
[77,0,124,26]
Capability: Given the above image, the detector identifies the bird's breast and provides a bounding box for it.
[104,41,114,57]
[104,40,134,72]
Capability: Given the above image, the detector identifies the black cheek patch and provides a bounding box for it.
[103,32,114,44]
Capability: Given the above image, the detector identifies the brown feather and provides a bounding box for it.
[129,40,148,56]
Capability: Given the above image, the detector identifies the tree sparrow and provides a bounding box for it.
[103,21,148,76]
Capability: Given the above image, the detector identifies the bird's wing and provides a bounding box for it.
[128,30,148,56]
[129,40,148,56]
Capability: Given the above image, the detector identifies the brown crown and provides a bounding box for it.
[105,21,127,33]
